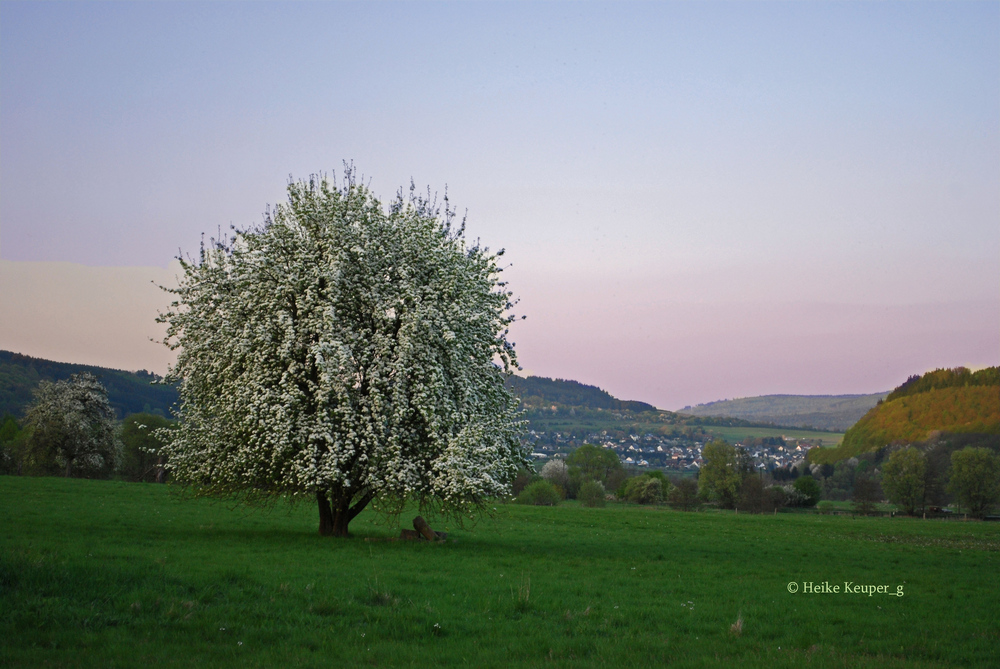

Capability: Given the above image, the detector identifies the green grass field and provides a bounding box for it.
[703,425,843,446]
[522,412,843,449]
[2,477,998,668]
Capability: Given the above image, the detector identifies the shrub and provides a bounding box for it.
[0,416,28,476]
[120,413,174,483]
[792,475,821,507]
[781,484,809,507]
[852,474,881,516]
[511,468,539,497]
[738,475,767,513]
[578,480,606,508]
[623,475,664,505]
[668,477,699,511]
[516,480,561,506]
[540,459,570,491]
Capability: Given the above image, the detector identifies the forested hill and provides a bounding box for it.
[680,393,888,432]
[505,375,657,413]
[2,354,659,421]
[0,350,178,419]
[810,367,1000,464]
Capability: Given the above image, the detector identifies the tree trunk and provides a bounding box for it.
[317,491,335,536]
[413,515,436,541]
[65,459,72,478]
[317,488,374,537]
[331,501,352,538]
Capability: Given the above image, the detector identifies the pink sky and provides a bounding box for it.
[2,3,997,409]
[2,258,994,410]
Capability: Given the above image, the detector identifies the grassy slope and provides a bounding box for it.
[681,394,888,432]
[811,386,1000,465]
[705,425,843,447]
[520,411,842,449]
[3,477,998,668]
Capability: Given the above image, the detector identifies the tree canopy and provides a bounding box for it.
[948,447,1000,518]
[698,439,744,508]
[881,447,926,516]
[158,172,527,536]
[565,444,623,486]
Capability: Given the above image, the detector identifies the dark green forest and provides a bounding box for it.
[505,375,657,413]
[0,350,177,419]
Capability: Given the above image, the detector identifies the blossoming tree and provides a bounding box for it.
[25,373,121,478]
[159,172,526,536]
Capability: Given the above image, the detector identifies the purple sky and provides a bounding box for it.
[2,2,997,409]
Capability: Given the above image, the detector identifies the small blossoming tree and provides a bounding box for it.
[159,171,526,536]
[25,373,121,478]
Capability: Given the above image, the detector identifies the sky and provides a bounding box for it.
[1,1,997,410]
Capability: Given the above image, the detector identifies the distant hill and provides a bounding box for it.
[505,375,789,443]
[680,393,888,432]
[506,375,657,413]
[810,367,1000,464]
[0,350,178,419]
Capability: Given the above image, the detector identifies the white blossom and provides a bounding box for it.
[158,172,528,535]
[25,373,121,477]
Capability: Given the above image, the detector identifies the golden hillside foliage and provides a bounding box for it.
[885,367,999,403]
[811,384,999,464]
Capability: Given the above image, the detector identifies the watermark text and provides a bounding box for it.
[786,581,904,597]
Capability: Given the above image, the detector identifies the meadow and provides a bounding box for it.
[702,425,843,447]
[523,409,844,448]
[2,476,998,668]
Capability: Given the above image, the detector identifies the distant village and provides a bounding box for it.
[525,430,817,473]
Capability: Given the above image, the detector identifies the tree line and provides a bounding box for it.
[0,373,172,482]
[0,349,177,419]
[512,441,818,513]
[886,367,1000,402]
[7,373,998,520]
[511,436,1000,519]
